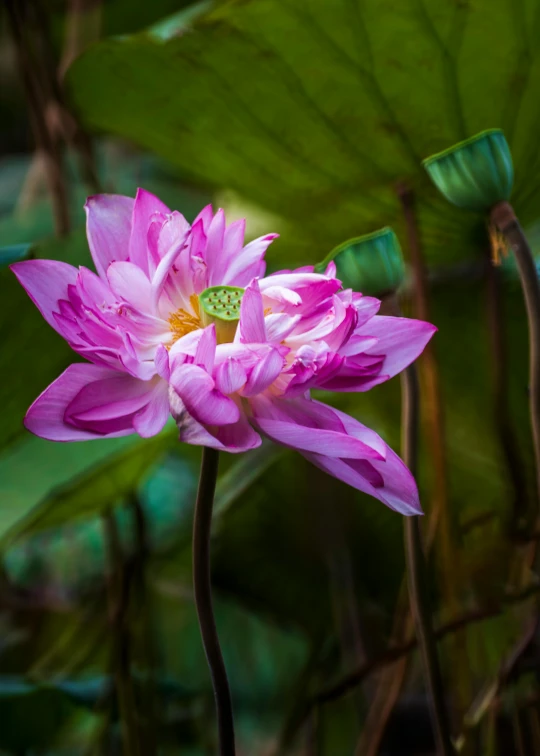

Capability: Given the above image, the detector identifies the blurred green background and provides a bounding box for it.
[2,0,540,753]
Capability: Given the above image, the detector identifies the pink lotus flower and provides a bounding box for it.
[11,189,436,515]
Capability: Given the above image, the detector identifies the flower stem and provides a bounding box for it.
[193,447,235,755]
[484,254,529,535]
[401,364,455,756]
[491,201,540,511]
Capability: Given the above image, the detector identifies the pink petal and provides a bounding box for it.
[224,218,246,254]
[189,219,209,293]
[260,271,340,294]
[208,218,246,285]
[65,373,162,434]
[319,366,386,393]
[173,398,261,453]
[155,343,170,381]
[150,212,190,306]
[265,313,302,342]
[24,364,144,441]
[84,194,134,279]
[325,261,337,277]
[11,259,78,332]
[215,358,247,395]
[107,261,154,313]
[238,278,266,342]
[304,448,422,516]
[192,203,214,232]
[221,233,277,286]
[285,351,344,396]
[321,404,388,458]
[129,188,171,275]
[148,210,190,263]
[132,382,170,438]
[76,265,117,309]
[355,316,437,379]
[169,329,204,361]
[171,363,239,426]
[204,208,225,282]
[322,300,358,352]
[194,325,216,372]
[353,295,381,327]
[250,396,385,459]
[242,347,284,396]
[261,285,302,307]
[338,334,379,357]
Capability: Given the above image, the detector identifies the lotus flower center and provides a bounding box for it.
[199,285,244,344]
[168,294,202,342]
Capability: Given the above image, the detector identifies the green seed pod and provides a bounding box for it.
[423,129,513,211]
[199,285,244,343]
[316,227,405,297]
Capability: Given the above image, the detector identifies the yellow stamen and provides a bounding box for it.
[168,294,201,343]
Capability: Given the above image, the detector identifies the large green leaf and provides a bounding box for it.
[0,439,283,593]
[0,677,79,753]
[68,0,540,269]
[0,434,138,544]
[0,433,174,550]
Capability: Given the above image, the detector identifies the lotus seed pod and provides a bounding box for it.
[423,129,513,211]
[199,285,244,343]
[316,227,405,297]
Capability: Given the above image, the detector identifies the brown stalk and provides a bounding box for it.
[484,250,530,535]
[353,639,410,756]
[315,583,540,707]
[456,616,539,747]
[491,202,540,532]
[355,279,449,755]
[512,709,526,756]
[130,497,158,756]
[402,363,454,754]
[6,0,70,236]
[103,511,140,756]
[396,184,455,604]
[56,0,102,193]
[7,0,101,235]
[397,183,473,725]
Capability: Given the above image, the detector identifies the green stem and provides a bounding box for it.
[193,448,235,755]
[401,364,455,756]
[491,201,540,511]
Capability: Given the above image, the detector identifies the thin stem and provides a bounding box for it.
[397,184,456,605]
[5,0,70,237]
[314,582,540,706]
[491,201,540,512]
[401,364,455,756]
[484,254,529,534]
[193,448,235,756]
[130,497,158,756]
[354,653,409,756]
[102,511,140,756]
[512,709,526,756]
